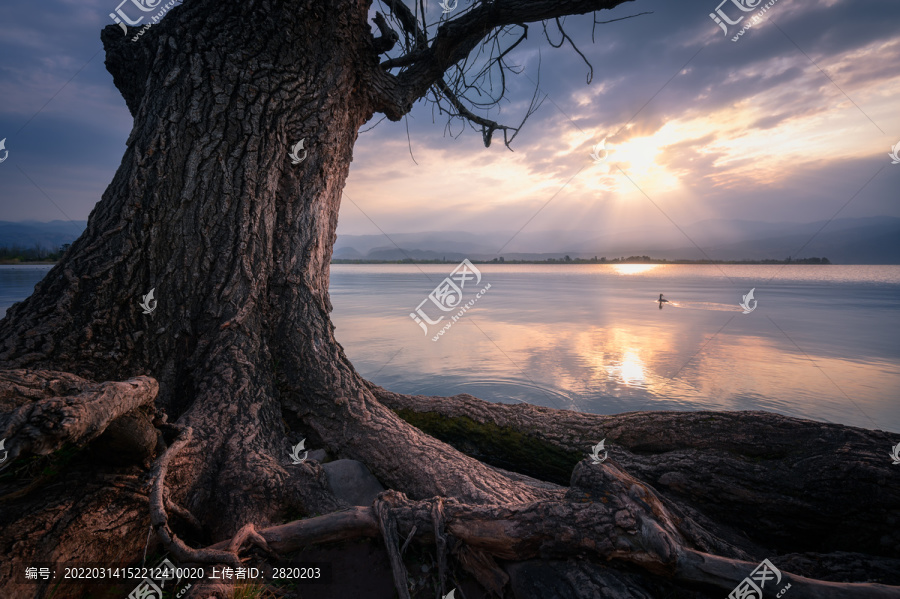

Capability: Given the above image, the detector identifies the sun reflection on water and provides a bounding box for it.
[610,264,662,275]
[610,348,646,386]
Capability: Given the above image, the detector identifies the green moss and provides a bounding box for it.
[394,409,582,486]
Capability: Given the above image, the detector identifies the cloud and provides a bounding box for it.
[0,0,897,241]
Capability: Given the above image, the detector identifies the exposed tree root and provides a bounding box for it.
[203,484,900,599]
[227,523,277,558]
[2,370,898,599]
[149,425,243,569]
[165,492,204,534]
[372,385,900,558]
[432,498,450,597]
[375,495,412,599]
[0,369,158,465]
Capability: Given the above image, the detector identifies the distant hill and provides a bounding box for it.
[334,217,900,264]
[3,218,898,264]
[0,220,87,250]
[660,220,900,264]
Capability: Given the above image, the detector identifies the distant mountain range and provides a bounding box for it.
[334,217,900,264]
[2,217,898,264]
[0,220,87,250]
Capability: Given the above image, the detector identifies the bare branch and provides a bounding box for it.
[360,115,388,134]
[435,78,513,147]
[394,0,637,102]
[404,115,419,164]
[592,10,654,42]
[372,12,400,54]
[381,0,428,51]
[545,17,594,84]
[433,47,546,150]
[366,0,641,139]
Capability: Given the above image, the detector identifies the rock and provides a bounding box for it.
[307,448,328,463]
[322,459,385,506]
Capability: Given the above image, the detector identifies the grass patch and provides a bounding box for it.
[394,409,581,486]
[231,582,280,599]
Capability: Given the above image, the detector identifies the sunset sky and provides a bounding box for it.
[0,0,898,243]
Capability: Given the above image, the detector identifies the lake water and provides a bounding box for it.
[3,263,899,432]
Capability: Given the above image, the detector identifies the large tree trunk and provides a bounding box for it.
[0,2,552,597]
[1,1,898,598]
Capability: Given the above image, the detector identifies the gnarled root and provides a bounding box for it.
[149,425,243,568]
[204,479,900,598]
[0,369,159,467]
[371,386,900,559]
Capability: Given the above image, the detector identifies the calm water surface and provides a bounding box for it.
[2,263,899,432]
[329,264,900,433]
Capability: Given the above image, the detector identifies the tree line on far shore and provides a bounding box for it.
[333,255,833,265]
[0,244,71,263]
[1,244,831,265]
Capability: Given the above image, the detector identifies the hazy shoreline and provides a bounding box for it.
[2,258,839,266]
[332,257,834,265]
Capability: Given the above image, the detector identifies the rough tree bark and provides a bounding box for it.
[0,0,897,598]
